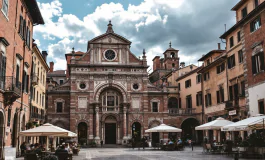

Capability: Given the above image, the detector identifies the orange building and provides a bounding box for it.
[0,0,44,157]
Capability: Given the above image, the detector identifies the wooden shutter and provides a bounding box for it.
[16,65,20,86]
[209,94,212,106]
[216,91,220,104]
[205,95,208,107]
[252,56,257,74]
[26,74,29,92]
[234,84,239,98]
[196,94,199,106]
[229,86,233,100]
[220,88,224,102]
[23,20,26,39]
[179,98,181,108]
[19,15,23,34]
[260,52,264,70]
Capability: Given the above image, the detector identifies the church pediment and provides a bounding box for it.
[89,33,131,44]
[88,21,131,45]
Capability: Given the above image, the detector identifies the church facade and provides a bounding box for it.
[46,22,202,145]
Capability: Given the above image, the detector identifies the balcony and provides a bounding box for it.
[225,99,239,110]
[31,74,39,86]
[2,76,21,106]
[102,106,120,112]
[168,108,196,116]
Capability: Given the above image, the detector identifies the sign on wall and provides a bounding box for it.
[229,110,236,116]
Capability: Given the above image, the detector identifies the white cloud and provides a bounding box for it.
[34,39,41,47]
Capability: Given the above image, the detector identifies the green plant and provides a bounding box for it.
[43,155,58,160]
[26,121,34,129]
[248,133,265,147]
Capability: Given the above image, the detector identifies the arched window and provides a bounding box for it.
[171,52,175,58]
[168,97,178,108]
[100,90,121,107]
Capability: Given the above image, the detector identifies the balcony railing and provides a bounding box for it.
[31,74,39,86]
[30,113,45,120]
[168,108,196,116]
[2,76,22,106]
[102,106,120,112]
[225,99,239,110]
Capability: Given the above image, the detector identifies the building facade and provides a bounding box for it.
[0,0,44,158]
[30,44,49,126]
[220,0,265,117]
[47,22,204,145]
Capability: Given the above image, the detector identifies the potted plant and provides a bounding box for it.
[26,121,34,129]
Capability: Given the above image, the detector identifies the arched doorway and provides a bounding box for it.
[0,111,5,159]
[12,113,18,147]
[104,116,117,144]
[181,118,202,143]
[132,122,141,142]
[78,122,87,145]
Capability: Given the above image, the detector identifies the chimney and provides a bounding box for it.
[180,62,185,68]
[42,51,48,62]
[49,62,54,72]
[218,43,221,50]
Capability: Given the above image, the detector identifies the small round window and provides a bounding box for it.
[133,83,139,90]
[79,83,86,89]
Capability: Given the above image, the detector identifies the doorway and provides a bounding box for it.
[132,122,141,142]
[78,122,87,145]
[105,123,116,144]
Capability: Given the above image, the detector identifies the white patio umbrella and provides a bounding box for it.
[145,124,182,133]
[19,123,77,150]
[195,117,234,130]
[222,115,265,131]
[19,123,77,137]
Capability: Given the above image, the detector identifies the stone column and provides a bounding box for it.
[95,106,100,142]
[123,107,127,141]
[117,125,120,144]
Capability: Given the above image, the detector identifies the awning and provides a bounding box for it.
[222,115,265,131]
[145,124,182,133]
[195,117,233,130]
[19,123,77,137]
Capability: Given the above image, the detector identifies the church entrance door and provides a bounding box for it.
[105,123,116,144]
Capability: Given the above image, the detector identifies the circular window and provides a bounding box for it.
[79,83,86,89]
[133,83,139,90]
[105,50,116,61]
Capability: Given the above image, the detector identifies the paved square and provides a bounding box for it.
[73,146,257,160]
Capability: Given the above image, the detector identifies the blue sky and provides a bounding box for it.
[34,0,238,70]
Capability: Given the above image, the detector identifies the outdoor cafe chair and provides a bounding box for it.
[24,153,39,160]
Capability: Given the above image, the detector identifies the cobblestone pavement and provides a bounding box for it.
[71,146,257,160]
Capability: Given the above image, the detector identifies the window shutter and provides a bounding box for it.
[260,52,264,70]
[252,56,257,74]
[26,74,29,92]
[16,65,20,86]
[190,96,192,108]
[227,58,231,69]
[234,84,239,98]
[221,88,224,102]
[216,91,220,103]
[232,55,236,67]
[0,53,2,77]
[196,94,198,106]
[22,71,26,91]
[19,15,23,34]
[23,20,26,39]
[179,98,181,108]
[205,95,208,107]
[209,94,212,106]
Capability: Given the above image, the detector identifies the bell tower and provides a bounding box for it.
[163,42,179,70]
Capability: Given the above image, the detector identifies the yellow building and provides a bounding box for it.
[30,43,49,125]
